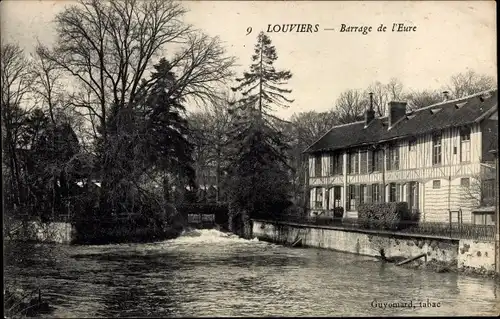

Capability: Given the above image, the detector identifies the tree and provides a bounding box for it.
[232,31,294,115]
[447,70,496,99]
[31,43,67,125]
[227,31,294,219]
[461,166,497,208]
[1,42,34,209]
[138,58,196,204]
[188,92,234,202]
[334,89,367,124]
[288,111,339,212]
[40,0,235,213]
[404,89,443,111]
[365,78,404,117]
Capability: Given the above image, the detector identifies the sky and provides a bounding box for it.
[0,0,497,120]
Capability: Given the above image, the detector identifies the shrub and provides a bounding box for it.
[358,202,410,231]
[283,204,304,218]
[333,207,344,219]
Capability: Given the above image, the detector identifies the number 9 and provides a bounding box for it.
[246,27,252,35]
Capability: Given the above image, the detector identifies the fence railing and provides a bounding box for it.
[258,215,496,241]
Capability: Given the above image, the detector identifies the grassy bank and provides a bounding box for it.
[4,288,53,318]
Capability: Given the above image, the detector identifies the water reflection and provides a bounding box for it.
[4,229,500,317]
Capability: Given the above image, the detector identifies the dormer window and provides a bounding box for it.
[430,108,442,114]
[455,102,467,109]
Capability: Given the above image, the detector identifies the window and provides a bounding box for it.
[315,154,322,177]
[359,151,368,174]
[460,127,471,162]
[482,179,495,206]
[432,134,442,165]
[473,212,495,226]
[433,180,441,189]
[347,185,356,211]
[315,187,323,208]
[349,152,358,174]
[359,184,366,204]
[460,177,470,188]
[389,183,400,202]
[371,184,381,203]
[329,153,343,175]
[387,145,399,170]
[372,149,383,171]
[333,186,342,208]
[408,138,417,151]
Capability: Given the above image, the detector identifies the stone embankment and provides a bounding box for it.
[252,219,499,280]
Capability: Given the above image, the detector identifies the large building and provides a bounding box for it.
[303,89,498,224]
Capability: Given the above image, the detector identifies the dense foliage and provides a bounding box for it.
[358,202,410,230]
[226,32,294,219]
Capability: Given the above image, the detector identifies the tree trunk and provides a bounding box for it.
[216,147,221,203]
[163,171,170,203]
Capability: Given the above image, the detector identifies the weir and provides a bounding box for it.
[177,204,230,230]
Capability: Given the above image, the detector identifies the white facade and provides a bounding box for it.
[308,124,487,223]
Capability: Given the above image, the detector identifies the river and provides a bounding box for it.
[4,229,500,317]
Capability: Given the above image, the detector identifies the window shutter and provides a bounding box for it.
[406,183,411,204]
[310,188,315,209]
[378,150,384,171]
[355,185,360,208]
[355,154,359,173]
[381,183,386,202]
[366,184,372,203]
[396,184,401,202]
[367,150,373,173]
[360,152,367,174]
[385,149,391,170]
[346,186,351,210]
[339,155,344,175]
[414,183,419,209]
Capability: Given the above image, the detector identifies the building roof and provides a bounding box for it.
[304,89,498,154]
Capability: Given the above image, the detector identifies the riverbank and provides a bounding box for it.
[399,258,500,281]
[252,219,499,280]
[5,218,186,245]
[4,287,53,317]
[5,229,500,316]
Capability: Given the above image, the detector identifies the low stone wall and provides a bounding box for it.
[458,239,496,272]
[252,219,496,273]
[6,220,75,244]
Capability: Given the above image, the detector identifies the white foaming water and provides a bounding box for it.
[174,228,260,244]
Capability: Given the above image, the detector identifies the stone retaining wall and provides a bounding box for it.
[6,220,75,244]
[252,219,495,273]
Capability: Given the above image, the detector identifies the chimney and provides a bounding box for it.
[388,101,407,127]
[364,92,376,126]
[443,91,450,101]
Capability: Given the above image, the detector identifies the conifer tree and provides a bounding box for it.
[226,31,294,219]
[139,58,196,203]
